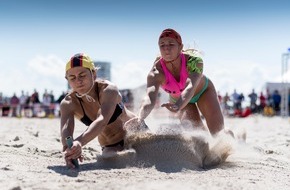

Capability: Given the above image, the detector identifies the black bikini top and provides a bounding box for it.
[77,83,123,126]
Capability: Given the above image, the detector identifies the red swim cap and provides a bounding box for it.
[159,28,182,45]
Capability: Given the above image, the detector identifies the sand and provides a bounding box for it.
[0,114,290,190]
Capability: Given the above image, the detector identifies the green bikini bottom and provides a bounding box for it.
[170,77,209,104]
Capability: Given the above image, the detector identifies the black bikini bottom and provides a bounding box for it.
[101,139,124,151]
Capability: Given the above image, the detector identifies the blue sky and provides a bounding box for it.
[0,0,290,100]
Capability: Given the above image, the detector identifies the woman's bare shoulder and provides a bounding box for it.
[60,93,75,108]
[149,59,163,76]
[95,80,120,103]
[96,79,118,92]
[59,94,78,118]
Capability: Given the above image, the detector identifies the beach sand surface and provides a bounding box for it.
[0,114,290,190]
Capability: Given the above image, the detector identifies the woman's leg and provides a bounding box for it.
[197,79,224,135]
[178,103,208,131]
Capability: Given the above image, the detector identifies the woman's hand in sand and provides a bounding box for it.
[64,140,83,169]
[124,117,149,134]
[161,102,179,112]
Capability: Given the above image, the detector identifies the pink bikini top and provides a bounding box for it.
[160,53,188,98]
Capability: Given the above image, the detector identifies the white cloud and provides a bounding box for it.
[207,60,274,96]
[111,60,152,90]
[0,55,67,99]
[275,69,290,83]
[28,55,65,78]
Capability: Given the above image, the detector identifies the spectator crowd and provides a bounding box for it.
[0,89,67,118]
[218,88,285,118]
[0,87,288,118]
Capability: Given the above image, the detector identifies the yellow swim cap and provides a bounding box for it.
[66,53,95,72]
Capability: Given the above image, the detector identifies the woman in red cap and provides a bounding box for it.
[137,28,226,136]
[60,53,145,169]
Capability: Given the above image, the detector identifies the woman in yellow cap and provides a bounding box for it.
[60,53,141,169]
